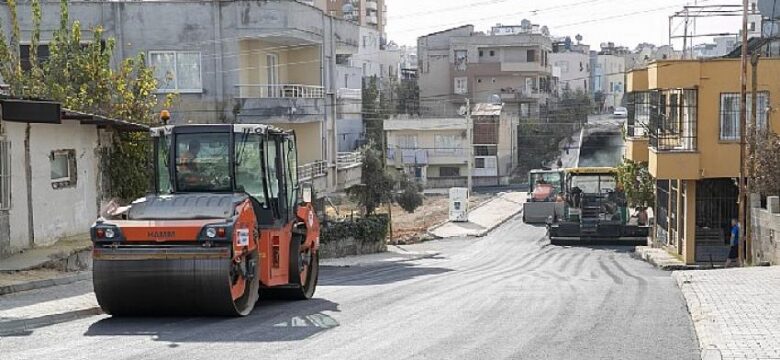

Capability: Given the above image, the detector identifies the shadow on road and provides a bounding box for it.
[84,298,341,343]
[319,261,452,286]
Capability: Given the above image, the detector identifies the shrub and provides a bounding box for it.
[321,215,389,244]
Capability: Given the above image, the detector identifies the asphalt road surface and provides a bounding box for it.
[0,217,700,360]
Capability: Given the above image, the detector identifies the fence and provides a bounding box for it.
[337,151,362,169]
[235,84,325,99]
[298,160,327,181]
[649,89,698,151]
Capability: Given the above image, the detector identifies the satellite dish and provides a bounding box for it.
[575,34,583,43]
[488,94,502,104]
[458,105,468,116]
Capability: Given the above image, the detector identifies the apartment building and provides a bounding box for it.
[625,57,780,265]
[325,0,386,38]
[591,50,627,111]
[417,23,554,118]
[384,103,517,188]
[550,41,591,95]
[1,0,363,195]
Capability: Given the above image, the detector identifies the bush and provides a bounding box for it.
[321,215,389,244]
[397,176,423,213]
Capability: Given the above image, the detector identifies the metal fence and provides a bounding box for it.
[337,151,362,169]
[626,91,651,138]
[298,160,327,181]
[649,89,698,151]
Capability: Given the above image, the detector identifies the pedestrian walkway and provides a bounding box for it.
[428,192,525,238]
[634,246,694,270]
[0,279,100,335]
[0,235,91,273]
[673,267,780,360]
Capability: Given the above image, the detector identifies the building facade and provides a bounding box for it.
[325,0,386,39]
[0,0,363,195]
[625,58,780,265]
[550,50,590,95]
[417,23,554,118]
[384,103,517,188]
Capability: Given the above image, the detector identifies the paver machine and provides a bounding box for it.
[547,167,649,246]
[90,121,320,316]
[522,168,565,223]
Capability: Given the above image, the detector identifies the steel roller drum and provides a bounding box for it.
[93,246,258,316]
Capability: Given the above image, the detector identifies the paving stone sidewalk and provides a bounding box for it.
[673,267,780,360]
[428,191,525,238]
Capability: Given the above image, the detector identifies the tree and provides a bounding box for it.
[346,146,396,215]
[394,78,419,116]
[362,76,385,148]
[397,175,423,213]
[0,0,174,200]
[616,159,655,209]
[752,130,780,196]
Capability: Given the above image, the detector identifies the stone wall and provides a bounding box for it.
[319,238,387,259]
[751,196,780,265]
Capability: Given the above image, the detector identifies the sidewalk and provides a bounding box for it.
[633,246,696,271]
[428,191,525,239]
[0,235,91,273]
[321,244,440,267]
[674,267,780,360]
[0,279,100,336]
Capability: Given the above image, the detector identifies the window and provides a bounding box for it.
[454,50,467,71]
[362,63,368,76]
[19,44,50,72]
[454,77,468,94]
[489,50,495,57]
[149,51,202,93]
[434,135,459,154]
[363,36,367,48]
[719,92,770,141]
[479,50,484,57]
[439,167,460,177]
[0,140,9,209]
[527,49,536,62]
[235,133,266,204]
[475,158,485,168]
[750,22,756,32]
[50,149,77,189]
[474,145,497,156]
[156,135,172,194]
[397,135,418,149]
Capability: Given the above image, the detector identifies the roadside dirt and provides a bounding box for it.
[326,193,492,245]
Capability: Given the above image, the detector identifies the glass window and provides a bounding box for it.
[175,133,231,192]
[454,77,468,94]
[720,92,769,140]
[440,167,460,177]
[434,135,458,154]
[571,175,616,194]
[265,139,280,199]
[149,51,202,93]
[527,49,536,62]
[50,153,70,181]
[235,133,266,203]
[156,135,172,194]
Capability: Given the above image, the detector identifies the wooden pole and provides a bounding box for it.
[747,53,760,263]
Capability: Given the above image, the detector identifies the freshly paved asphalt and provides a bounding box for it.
[0,216,700,360]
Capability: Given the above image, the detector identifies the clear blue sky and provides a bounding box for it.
[386,0,743,50]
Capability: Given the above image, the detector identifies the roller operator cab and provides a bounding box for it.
[522,169,565,224]
[546,167,650,246]
[90,123,321,316]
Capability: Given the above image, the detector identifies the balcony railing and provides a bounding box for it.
[337,88,362,100]
[386,148,467,165]
[236,84,325,99]
[626,91,650,138]
[298,160,327,181]
[337,151,362,169]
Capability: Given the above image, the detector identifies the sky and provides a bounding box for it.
[385,0,743,50]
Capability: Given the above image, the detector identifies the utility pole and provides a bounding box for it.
[465,98,473,195]
[738,0,748,266]
[748,52,760,263]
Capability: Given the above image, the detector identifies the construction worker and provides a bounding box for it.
[178,139,202,186]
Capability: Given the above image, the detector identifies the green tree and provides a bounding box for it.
[616,159,655,209]
[397,175,423,213]
[0,0,175,200]
[347,146,396,215]
[393,78,419,115]
[362,76,385,148]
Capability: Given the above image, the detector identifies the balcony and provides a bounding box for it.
[366,14,378,25]
[365,0,378,11]
[298,160,329,195]
[386,148,468,166]
[337,151,363,169]
[648,89,697,152]
[234,84,325,124]
[336,151,363,190]
[337,88,362,100]
[500,62,548,73]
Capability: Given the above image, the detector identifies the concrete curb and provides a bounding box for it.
[426,194,523,240]
[0,272,92,296]
[0,306,102,336]
[631,247,697,271]
[425,195,500,236]
[473,207,523,238]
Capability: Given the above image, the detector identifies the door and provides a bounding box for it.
[266,54,279,97]
[282,135,298,222]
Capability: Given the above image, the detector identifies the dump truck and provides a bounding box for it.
[522,168,565,223]
[90,121,320,316]
[547,167,649,246]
